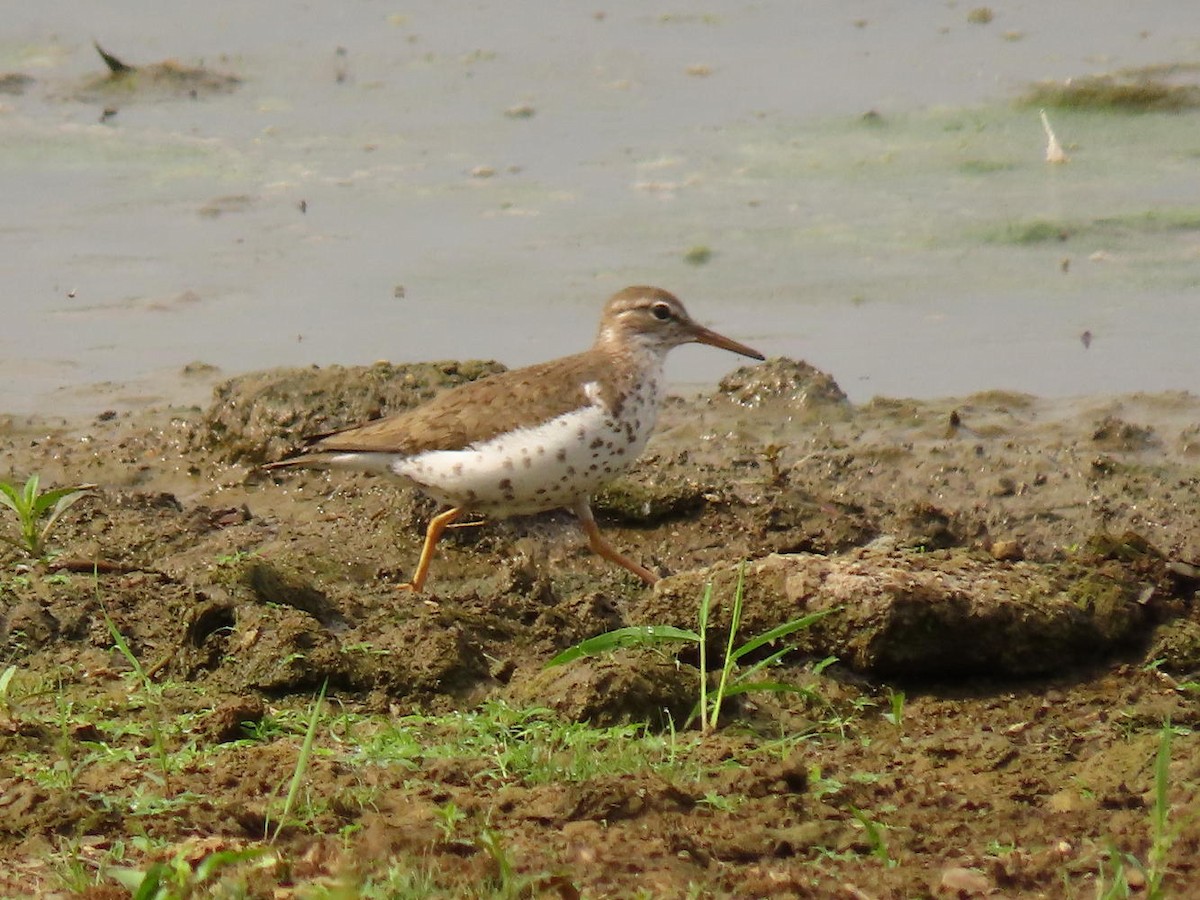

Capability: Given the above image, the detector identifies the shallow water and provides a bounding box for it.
[2,1,1199,415]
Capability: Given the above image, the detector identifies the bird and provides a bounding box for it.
[263,286,764,591]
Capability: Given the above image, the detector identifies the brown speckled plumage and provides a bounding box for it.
[265,286,763,591]
[305,350,629,457]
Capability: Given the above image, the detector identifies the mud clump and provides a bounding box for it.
[192,359,507,464]
[0,73,34,96]
[511,649,695,726]
[198,695,266,743]
[593,471,707,524]
[1091,415,1159,452]
[75,42,242,101]
[717,357,849,409]
[1147,618,1200,674]
[244,560,351,631]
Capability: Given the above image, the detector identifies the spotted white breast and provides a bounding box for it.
[389,375,663,515]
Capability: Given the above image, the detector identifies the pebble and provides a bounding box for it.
[937,866,992,896]
[990,539,1023,561]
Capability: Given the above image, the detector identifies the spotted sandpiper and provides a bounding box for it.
[265,286,764,591]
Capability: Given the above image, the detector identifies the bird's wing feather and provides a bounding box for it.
[298,351,617,457]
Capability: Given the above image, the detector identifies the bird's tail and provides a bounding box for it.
[261,450,393,474]
[260,452,336,472]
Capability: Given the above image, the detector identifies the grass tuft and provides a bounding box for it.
[1021,74,1200,112]
[548,561,833,732]
[0,475,93,559]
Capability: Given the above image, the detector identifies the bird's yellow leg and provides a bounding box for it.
[572,497,659,586]
[398,507,463,592]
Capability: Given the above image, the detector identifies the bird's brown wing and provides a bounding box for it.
[300,351,616,457]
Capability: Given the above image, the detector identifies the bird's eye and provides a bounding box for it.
[651,302,672,321]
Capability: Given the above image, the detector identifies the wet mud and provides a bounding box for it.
[1,359,1199,896]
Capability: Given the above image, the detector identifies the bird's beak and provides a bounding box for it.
[689,323,765,361]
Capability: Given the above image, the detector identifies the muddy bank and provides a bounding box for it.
[1,358,1199,896]
[7,356,1200,702]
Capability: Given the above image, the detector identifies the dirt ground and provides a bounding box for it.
[2,357,1199,898]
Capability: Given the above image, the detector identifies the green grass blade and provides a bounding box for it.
[103,607,148,682]
[725,562,746,645]
[732,646,792,685]
[22,475,38,510]
[0,478,37,553]
[729,610,833,663]
[710,562,748,729]
[33,484,93,517]
[545,625,699,667]
[698,580,713,633]
[811,655,838,675]
[272,679,327,842]
[109,862,167,899]
[0,478,93,557]
[194,846,272,882]
[477,828,515,887]
[0,481,23,514]
[718,680,822,699]
[1154,722,1170,835]
[0,665,16,713]
[850,806,891,865]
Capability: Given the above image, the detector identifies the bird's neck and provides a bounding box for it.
[593,340,669,427]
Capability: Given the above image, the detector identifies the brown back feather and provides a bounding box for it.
[304,350,620,456]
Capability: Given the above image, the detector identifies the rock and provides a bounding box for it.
[937,865,992,896]
[1049,788,1092,813]
[637,548,1148,679]
[991,476,1017,497]
[989,539,1023,561]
